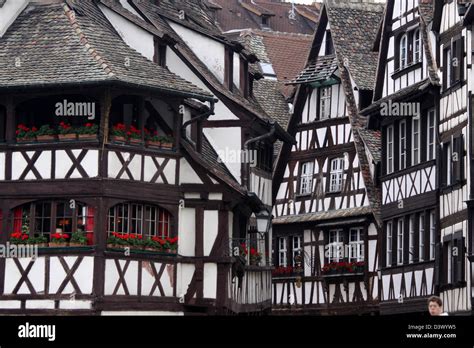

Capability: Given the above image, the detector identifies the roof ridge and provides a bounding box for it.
[62,3,115,78]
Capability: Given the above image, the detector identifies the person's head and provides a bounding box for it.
[428,296,443,316]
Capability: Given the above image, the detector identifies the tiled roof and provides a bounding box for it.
[288,55,338,85]
[132,0,285,126]
[253,78,291,157]
[358,129,381,163]
[273,206,373,225]
[326,0,384,90]
[0,1,212,100]
[235,30,313,98]
[211,0,320,34]
[362,78,434,114]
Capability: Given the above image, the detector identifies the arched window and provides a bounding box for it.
[400,34,408,69]
[11,201,94,243]
[107,202,172,238]
[413,29,421,63]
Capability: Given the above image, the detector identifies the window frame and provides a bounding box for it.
[386,221,393,267]
[319,86,332,120]
[412,117,420,166]
[399,34,408,69]
[399,120,407,170]
[427,109,436,161]
[397,218,404,265]
[278,237,287,267]
[419,213,425,262]
[386,125,394,174]
[299,161,314,195]
[328,229,344,263]
[413,29,421,63]
[349,228,364,262]
[329,157,344,193]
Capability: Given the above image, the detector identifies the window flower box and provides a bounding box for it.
[321,261,365,275]
[36,125,57,142]
[58,133,77,141]
[58,122,77,141]
[76,123,98,141]
[69,231,88,247]
[107,233,178,254]
[15,124,37,143]
[110,135,127,143]
[49,232,69,247]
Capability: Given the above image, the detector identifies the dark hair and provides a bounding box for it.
[428,296,442,306]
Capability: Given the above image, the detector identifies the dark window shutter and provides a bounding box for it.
[440,143,448,187]
[458,134,464,182]
[455,237,466,284]
[454,37,464,84]
[434,242,442,286]
[443,48,448,89]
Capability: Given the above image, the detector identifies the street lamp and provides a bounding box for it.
[256,209,271,234]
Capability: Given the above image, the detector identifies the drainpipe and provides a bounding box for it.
[242,120,276,190]
[181,101,215,149]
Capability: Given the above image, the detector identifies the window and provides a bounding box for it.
[325,30,334,55]
[349,228,364,262]
[12,201,94,243]
[400,34,408,69]
[419,213,425,262]
[107,202,171,238]
[261,16,269,27]
[430,211,436,260]
[153,38,167,67]
[278,237,287,267]
[427,109,436,160]
[319,87,331,119]
[329,158,344,192]
[386,222,393,267]
[399,121,406,170]
[445,47,452,89]
[292,236,302,267]
[442,135,464,186]
[397,218,404,265]
[413,29,421,62]
[409,216,415,263]
[328,230,343,263]
[240,58,249,98]
[255,142,273,172]
[387,125,394,174]
[300,161,314,195]
[446,142,452,185]
[443,234,466,285]
[224,46,234,91]
[412,117,420,165]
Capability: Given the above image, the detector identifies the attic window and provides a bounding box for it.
[325,30,334,55]
[262,16,269,27]
[224,46,234,91]
[153,38,167,68]
[260,62,277,80]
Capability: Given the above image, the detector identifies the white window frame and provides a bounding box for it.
[400,34,408,69]
[386,222,393,267]
[419,214,425,262]
[349,228,364,262]
[328,229,343,263]
[430,211,436,260]
[319,86,331,120]
[413,29,421,63]
[399,121,406,170]
[278,237,287,267]
[300,161,314,195]
[409,216,415,263]
[446,47,452,89]
[387,125,394,174]
[427,109,436,161]
[329,158,344,192]
[412,117,420,166]
[397,218,404,265]
[292,235,302,267]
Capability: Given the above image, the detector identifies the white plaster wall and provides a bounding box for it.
[99,4,155,61]
[203,210,218,256]
[203,263,217,299]
[0,0,28,37]
[169,22,225,84]
[179,158,203,184]
[178,208,196,257]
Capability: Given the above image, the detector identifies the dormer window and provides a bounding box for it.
[262,16,269,27]
[325,30,334,55]
[153,38,167,68]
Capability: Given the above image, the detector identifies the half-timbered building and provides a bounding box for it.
[430,0,472,315]
[362,0,447,315]
[271,0,383,315]
[0,0,293,315]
